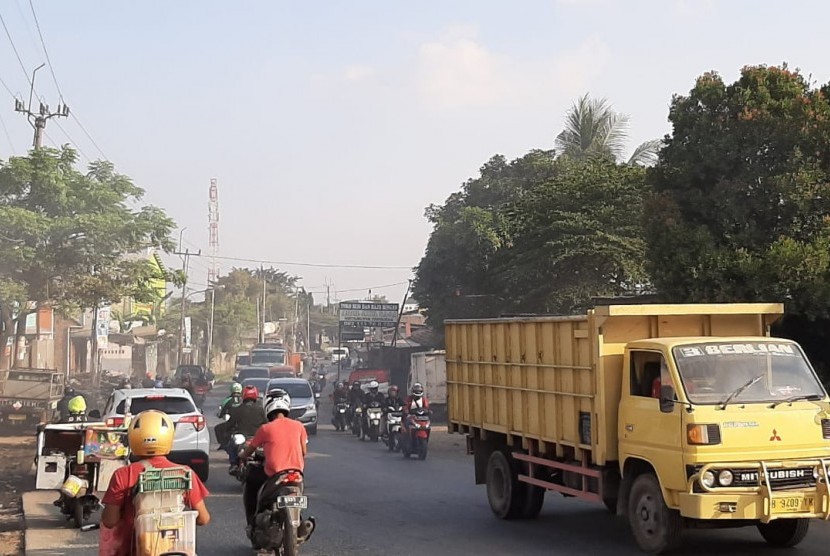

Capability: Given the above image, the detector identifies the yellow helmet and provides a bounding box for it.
[128,410,174,457]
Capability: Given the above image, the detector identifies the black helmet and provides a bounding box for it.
[352,381,361,388]
[64,386,75,396]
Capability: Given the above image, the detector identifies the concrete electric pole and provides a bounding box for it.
[14,64,68,149]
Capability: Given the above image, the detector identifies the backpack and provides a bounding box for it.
[132,461,197,556]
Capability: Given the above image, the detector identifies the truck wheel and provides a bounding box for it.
[486,451,524,520]
[628,474,682,554]
[757,519,810,548]
[520,483,545,519]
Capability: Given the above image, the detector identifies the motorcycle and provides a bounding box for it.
[361,401,383,442]
[229,433,254,482]
[384,405,403,452]
[54,452,101,528]
[331,402,349,432]
[350,406,362,437]
[249,467,316,555]
[401,408,432,460]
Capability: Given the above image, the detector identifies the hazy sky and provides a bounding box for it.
[1,1,829,305]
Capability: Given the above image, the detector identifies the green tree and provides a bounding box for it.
[501,157,650,313]
[555,93,662,165]
[645,65,830,317]
[0,147,177,368]
[414,151,651,324]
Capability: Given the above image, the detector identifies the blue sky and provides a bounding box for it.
[1,1,829,305]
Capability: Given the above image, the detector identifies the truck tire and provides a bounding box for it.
[486,451,524,520]
[628,474,682,554]
[757,519,810,548]
[520,483,545,519]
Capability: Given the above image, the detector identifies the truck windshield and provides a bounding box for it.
[250,350,286,366]
[672,342,825,405]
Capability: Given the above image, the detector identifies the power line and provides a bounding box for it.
[70,114,107,160]
[0,9,34,86]
[53,119,90,161]
[211,253,411,270]
[0,112,16,155]
[0,74,16,99]
[27,0,62,99]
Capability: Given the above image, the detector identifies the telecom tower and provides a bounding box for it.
[208,178,219,285]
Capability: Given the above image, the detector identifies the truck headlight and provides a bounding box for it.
[687,424,721,445]
[701,471,716,488]
[718,470,734,486]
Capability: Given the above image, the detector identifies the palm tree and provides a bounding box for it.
[555,93,662,166]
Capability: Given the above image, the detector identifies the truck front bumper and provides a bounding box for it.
[681,459,830,523]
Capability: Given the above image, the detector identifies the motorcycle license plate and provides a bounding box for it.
[277,496,308,509]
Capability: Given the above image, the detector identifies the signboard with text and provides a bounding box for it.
[338,302,399,328]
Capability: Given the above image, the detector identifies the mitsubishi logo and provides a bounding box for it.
[770,429,782,442]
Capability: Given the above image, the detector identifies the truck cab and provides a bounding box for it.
[619,337,830,551]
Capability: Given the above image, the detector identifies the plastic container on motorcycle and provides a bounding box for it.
[61,475,88,498]
[231,433,247,446]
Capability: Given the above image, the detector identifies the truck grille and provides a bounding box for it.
[822,419,830,439]
[733,467,815,490]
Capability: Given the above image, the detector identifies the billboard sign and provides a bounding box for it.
[96,306,110,349]
[338,302,399,328]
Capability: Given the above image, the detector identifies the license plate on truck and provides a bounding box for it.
[8,414,26,421]
[771,495,814,513]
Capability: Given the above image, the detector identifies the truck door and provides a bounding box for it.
[619,350,686,492]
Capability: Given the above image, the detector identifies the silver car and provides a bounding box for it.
[264,378,318,435]
[101,388,210,482]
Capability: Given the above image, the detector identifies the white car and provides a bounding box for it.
[101,388,210,482]
[328,347,349,363]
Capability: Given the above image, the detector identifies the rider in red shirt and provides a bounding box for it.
[403,382,429,414]
[101,410,210,552]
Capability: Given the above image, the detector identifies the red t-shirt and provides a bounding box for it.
[101,456,208,552]
[250,417,308,477]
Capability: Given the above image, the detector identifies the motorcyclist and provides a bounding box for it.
[218,382,244,418]
[101,410,210,550]
[214,383,243,450]
[402,383,430,433]
[56,387,88,423]
[380,385,403,437]
[59,395,88,424]
[238,394,315,543]
[225,385,267,473]
[361,380,386,433]
[180,373,195,398]
[118,377,132,390]
[346,380,363,423]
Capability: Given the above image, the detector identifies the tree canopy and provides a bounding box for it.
[414,150,650,324]
[645,65,830,318]
[0,147,177,366]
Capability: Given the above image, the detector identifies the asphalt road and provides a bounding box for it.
[196,370,830,556]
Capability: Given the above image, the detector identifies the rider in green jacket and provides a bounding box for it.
[214,382,243,448]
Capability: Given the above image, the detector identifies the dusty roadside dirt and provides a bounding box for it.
[0,432,36,556]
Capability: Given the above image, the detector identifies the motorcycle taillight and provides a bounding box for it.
[281,471,303,484]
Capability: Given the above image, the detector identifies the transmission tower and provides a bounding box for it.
[208,178,219,285]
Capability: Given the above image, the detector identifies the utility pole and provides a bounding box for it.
[14,64,69,149]
[260,265,266,343]
[174,247,201,365]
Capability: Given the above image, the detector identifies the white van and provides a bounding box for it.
[328,346,350,362]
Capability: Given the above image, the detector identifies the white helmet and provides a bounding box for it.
[265,394,291,420]
[368,380,379,390]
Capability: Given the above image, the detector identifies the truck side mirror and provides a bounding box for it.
[660,385,676,413]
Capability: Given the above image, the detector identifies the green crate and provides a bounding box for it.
[137,467,192,493]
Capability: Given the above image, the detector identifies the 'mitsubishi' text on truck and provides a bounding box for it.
[446,304,830,553]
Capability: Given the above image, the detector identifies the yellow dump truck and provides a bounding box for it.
[446,304,830,554]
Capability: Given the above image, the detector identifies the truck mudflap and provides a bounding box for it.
[681,459,830,523]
